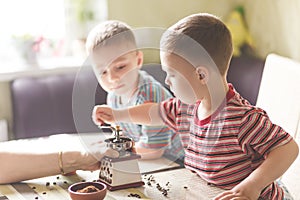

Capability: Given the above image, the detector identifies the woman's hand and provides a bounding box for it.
[76,148,119,171]
[63,145,119,173]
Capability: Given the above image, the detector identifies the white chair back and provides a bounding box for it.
[256,54,300,139]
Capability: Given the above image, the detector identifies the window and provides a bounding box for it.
[0,0,107,73]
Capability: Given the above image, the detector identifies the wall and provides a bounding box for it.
[107,0,300,62]
[244,0,300,62]
[107,0,242,27]
[106,0,243,63]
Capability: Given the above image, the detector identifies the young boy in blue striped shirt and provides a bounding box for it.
[86,20,184,161]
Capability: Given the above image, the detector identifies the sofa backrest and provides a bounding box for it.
[227,54,265,105]
[10,68,104,139]
[10,64,168,139]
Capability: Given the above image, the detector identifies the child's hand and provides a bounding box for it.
[213,191,251,200]
[92,105,115,125]
[213,181,260,200]
[133,141,165,160]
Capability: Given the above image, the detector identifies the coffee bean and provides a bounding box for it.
[162,191,168,196]
[128,193,141,198]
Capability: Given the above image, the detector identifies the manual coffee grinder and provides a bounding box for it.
[98,125,144,191]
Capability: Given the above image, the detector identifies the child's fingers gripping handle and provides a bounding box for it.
[92,105,105,125]
[98,112,115,124]
[92,105,115,125]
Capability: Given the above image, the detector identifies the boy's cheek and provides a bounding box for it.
[98,81,111,92]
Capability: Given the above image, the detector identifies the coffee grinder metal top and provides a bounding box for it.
[98,125,144,190]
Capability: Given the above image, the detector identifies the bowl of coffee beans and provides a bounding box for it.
[68,181,107,200]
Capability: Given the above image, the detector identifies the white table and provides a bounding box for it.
[0,133,225,200]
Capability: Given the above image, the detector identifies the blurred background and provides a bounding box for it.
[0,0,299,73]
[0,0,300,141]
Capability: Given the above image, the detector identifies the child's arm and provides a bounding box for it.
[92,103,164,126]
[134,142,165,159]
[214,139,299,200]
[93,104,167,160]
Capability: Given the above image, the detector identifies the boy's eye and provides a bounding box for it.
[101,70,107,76]
[116,65,126,70]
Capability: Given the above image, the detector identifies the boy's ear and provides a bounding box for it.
[136,51,143,68]
[195,66,209,84]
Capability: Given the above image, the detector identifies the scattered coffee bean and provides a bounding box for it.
[64,181,68,184]
[32,186,36,190]
[42,192,46,195]
[35,197,38,199]
[155,182,170,197]
[53,182,56,185]
[184,186,188,189]
[144,174,171,197]
[162,191,168,196]
[146,175,156,183]
[56,176,60,179]
[128,193,141,198]
[45,182,50,186]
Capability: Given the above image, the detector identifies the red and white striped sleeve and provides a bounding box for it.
[238,108,293,158]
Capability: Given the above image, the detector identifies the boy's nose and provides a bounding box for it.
[107,71,119,82]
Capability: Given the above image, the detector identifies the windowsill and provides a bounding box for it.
[38,56,88,69]
[0,56,88,81]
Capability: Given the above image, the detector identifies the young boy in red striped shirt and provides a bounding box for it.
[92,14,298,199]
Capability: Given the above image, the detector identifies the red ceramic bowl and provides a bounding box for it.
[68,181,107,200]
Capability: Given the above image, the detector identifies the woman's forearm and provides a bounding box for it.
[0,151,82,184]
[0,152,61,184]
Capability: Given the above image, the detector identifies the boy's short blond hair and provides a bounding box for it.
[86,20,137,54]
[161,13,233,75]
